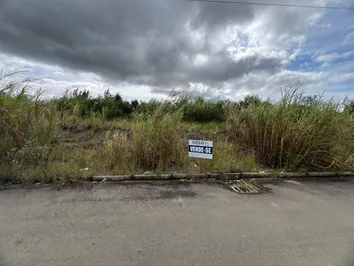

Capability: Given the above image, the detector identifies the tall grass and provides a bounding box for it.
[132,106,185,170]
[227,89,354,170]
[0,74,59,182]
[105,104,185,172]
[105,131,133,172]
[0,76,57,164]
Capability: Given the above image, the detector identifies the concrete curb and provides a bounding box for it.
[89,172,354,182]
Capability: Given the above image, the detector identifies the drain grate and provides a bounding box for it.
[230,180,261,194]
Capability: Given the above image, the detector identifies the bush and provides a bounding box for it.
[182,97,226,123]
[55,89,137,121]
[134,99,162,116]
[6,141,50,168]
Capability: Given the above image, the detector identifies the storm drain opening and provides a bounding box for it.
[230,180,261,194]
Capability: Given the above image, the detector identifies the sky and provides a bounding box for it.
[0,0,353,101]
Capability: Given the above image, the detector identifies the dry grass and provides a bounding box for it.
[227,89,354,170]
[104,104,185,172]
[103,107,258,174]
[184,136,257,173]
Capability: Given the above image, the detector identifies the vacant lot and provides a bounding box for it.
[1,74,354,183]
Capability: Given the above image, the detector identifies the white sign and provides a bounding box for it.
[188,140,213,159]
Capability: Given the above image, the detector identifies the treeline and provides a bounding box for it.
[53,88,267,123]
[53,88,354,123]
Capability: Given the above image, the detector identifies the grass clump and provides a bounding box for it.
[132,106,184,170]
[104,132,133,172]
[0,73,58,182]
[0,87,57,160]
[17,162,82,184]
[104,104,185,172]
[227,89,354,170]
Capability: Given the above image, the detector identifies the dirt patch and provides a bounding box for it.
[57,127,105,148]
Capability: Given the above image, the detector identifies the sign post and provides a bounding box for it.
[188,140,213,160]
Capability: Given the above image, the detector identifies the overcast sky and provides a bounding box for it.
[0,0,353,100]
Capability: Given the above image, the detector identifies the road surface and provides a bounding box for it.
[1,179,354,266]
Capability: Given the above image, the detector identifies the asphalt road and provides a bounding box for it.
[1,179,354,266]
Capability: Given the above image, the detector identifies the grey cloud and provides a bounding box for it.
[0,0,294,93]
[192,1,254,29]
[188,52,282,83]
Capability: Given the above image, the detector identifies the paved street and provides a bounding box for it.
[1,179,354,266]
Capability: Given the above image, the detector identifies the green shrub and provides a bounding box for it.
[6,141,50,168]
[55,89,137,121]
[134,99,161,116]
[182,97,226,123]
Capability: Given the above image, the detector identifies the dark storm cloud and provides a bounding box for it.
[0,0,282,90]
